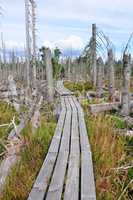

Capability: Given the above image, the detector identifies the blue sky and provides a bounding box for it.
[1,0,133,58]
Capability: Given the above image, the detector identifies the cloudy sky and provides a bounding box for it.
[1,0,133,58]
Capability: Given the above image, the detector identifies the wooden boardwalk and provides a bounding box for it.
[28,81,96,200]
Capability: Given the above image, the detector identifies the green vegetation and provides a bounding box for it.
[52,47,64,79]
[108,115,127,129]
[39,46,64,79]
[0,101,19,138]
[1,113,56,200]
[64,81,93,96]
[0,101,19,160]
[85,111,133,199]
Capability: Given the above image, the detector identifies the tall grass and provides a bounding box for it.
[0,115,56,200]
[86,113,133,199]
[0,101,19,162]
[0,101,19,139]
[66,81,133,199]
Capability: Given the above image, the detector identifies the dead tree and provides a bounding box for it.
[45,48,54,102]
[108,49,115,101]
[24,0,37,88]
[31,0,37,85]
[1,33,7,80]
[97,57,104,98]
[8,75,20,112]
[25,0,31,88]
[92,24,97,87]
[67,57,71,81]
[121,54,131,116]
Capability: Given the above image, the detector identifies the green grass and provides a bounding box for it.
[0,101,19,161]
[107,115,127,129]
[1,114,56,200]
[0,101,19,139]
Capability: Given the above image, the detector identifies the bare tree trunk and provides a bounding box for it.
[92,24,97,87]
[97,57,104,98]
[45,48,54,102]
[1,33,7,81]
[31,0,37,86]
[108,49,115,101]
[25,0,31,88]
[67,58,71,81]
[121,54,131,116]
[8,75,20,112]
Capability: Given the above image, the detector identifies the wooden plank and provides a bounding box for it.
[56,81,74,96]
[27,98,66,200]
[73,97,96,200]
[64,97,80,200]
[45,97,72,200]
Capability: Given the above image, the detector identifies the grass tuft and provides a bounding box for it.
[85,113,133,199]
[1,115,56,200]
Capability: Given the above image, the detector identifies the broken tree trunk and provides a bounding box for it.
[31,96,43,132]
[8,75,20,112]
[45,48,54,102]
[0,137,23,194]
[108,49,115,101]
[121,54,131,116]
[89,102,120,113]
[0,97,40,194]
[96,57,104,98]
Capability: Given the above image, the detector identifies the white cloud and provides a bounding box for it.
[43,35,84,51]
[2,0,133,58]
[4,40,24,49]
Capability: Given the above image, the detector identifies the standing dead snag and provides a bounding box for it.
[31,0,37,86]
[92,24,97,87]
[25,0,31,88]
[45,48,54,102]
[121,54,131,116]
[108,49,115,101]
[8,75,20,112]
[25,0,37,89]
[97,57,104,98]
[67,57,71,81]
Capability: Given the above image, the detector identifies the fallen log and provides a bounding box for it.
[0,99,38,194]
[89,102,120,113]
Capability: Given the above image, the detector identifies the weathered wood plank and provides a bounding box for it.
[73,97,96,200]
[56,81,74,96]
[45,97,72,200]
[27,98,66,200]
[64,97,80,200]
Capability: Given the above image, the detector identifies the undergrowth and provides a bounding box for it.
[0,101,19,139]
[0,112,56,200]
[85,111,133,199]
[64,81,93,96]
[0,101,19,160]
[66,81,133,199]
